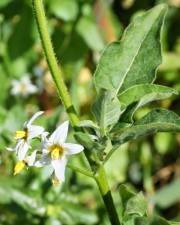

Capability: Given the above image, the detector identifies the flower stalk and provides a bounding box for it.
[32,0,121,224]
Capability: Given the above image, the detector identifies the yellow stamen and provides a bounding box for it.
[14,160,26,175]
[20,83,27,92]
[52,176,60,186]
[15,130,27,139]
[49,144,64,160]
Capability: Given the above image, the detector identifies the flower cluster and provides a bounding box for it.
[7,111,84,184]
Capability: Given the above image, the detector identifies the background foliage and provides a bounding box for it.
[0,0,179,224]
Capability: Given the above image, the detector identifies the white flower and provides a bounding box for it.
[14,150,37,175]
[11,75,38,97]
[8,111,44,161]
[35,121,84,183]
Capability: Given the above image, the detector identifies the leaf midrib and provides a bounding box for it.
[115,12,162,95]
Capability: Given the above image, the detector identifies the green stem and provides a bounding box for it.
[95,166,120,225]
[32,1,120,224]
[67,163,94,178]
[32,0,79,127]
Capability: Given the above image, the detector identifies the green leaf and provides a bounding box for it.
[118,84,177,111]
[92,90,122,134]
[151,179,180,208]
[0,0,12,8]
[74,132,95,149]
[125,192,148,217]
[8,4,35,59]
[74,132,102,151]
[0,185,46,216]
[169,222,180,225]
[112,108,180,145]
[94,4,167,94]
[123,215,149,225]
[76,16,105,51]
[78,120,99,130]
[48,0,78,21]
[61,201,98,224]
[119,184,136,209]
[118,84,177,122]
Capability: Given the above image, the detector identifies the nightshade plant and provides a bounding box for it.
[7,1,180,225]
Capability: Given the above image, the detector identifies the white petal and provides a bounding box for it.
[34,153,51,167]
[28,125,44,140]
[6,147,15,152]
[28,84,38,94]
[63,143,84,155]
[51,157,67,182]
[15,139,25,153]
[26,150,37,166]
[26,111,44,127]
[41,132,51,148]
[16,141,29,160]
[21,75,31,84]
[49,121,69,144]
[11,85,21,95]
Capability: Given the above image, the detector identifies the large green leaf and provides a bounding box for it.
[94,4,167,94]
[112,108,180,145]
[92,90,121,134]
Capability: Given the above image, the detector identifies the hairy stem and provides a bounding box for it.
[32,1,120,224]
[32,0,79,127]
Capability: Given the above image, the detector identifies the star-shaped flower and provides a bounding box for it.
[8,111,44,161]
[11,75,38,97]
[35,121,84,183]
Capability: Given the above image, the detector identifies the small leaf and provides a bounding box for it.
[119,84,177,112]
[74,132,95,150]
[125,192,148,217]
[112,108,180,145]
[151,179,180,208]
[92,90,122,134]
[119,84,177,122]
[94,4,167,94]
[48,0,78,21]
[78,120,99,130]
[119,184,136,210]
[74,132,102,151]
[76,16,105,51]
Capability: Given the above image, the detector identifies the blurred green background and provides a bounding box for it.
[0,0,179,224]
